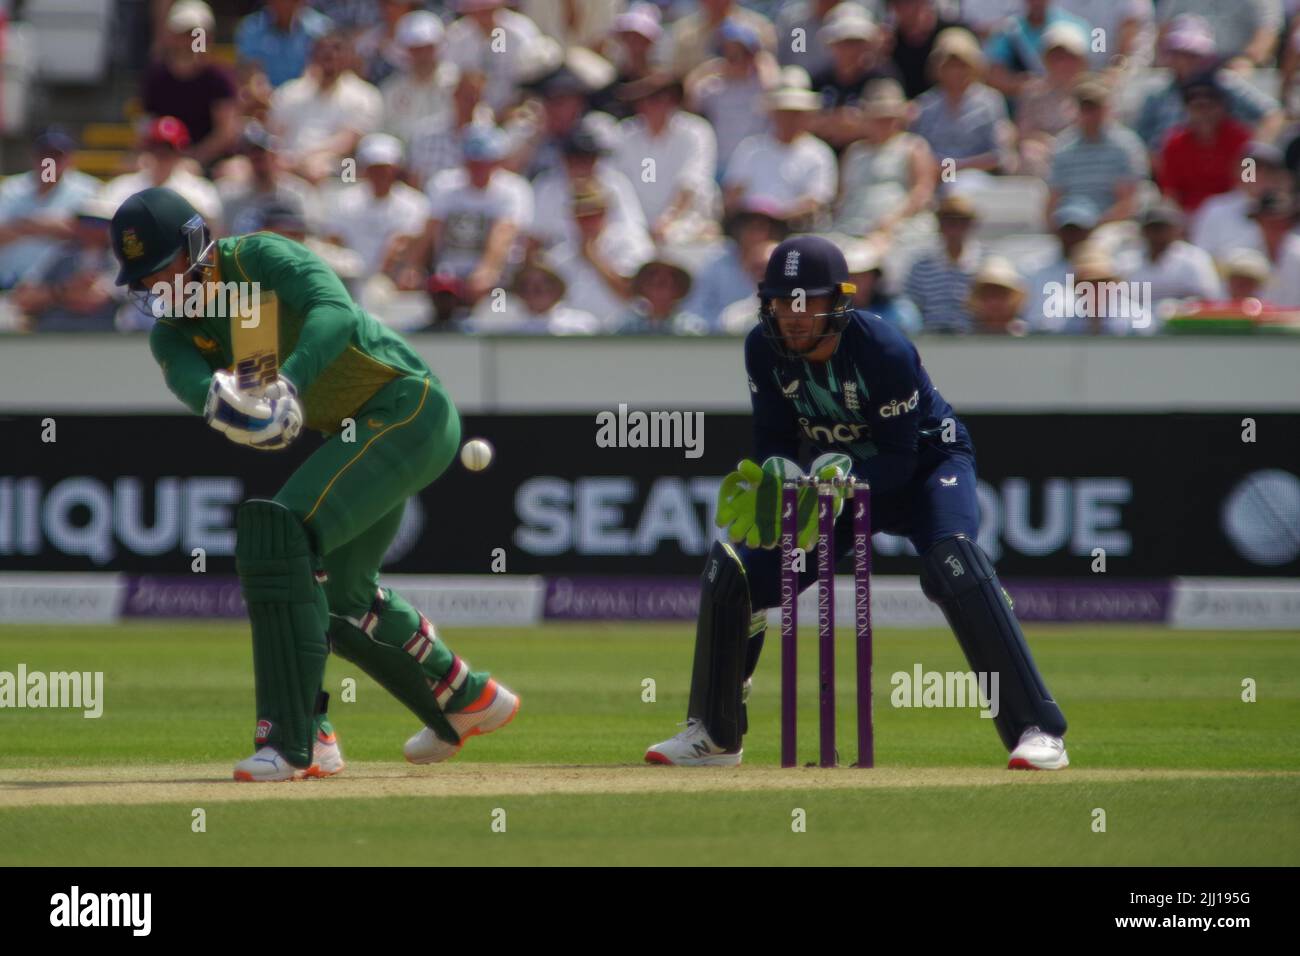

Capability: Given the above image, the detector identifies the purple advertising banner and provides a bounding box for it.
[123,575,246,618]
[120,575,1171,624]
[544,576,699,620]
[1005,580,1171,623]
[541,577,1172,624]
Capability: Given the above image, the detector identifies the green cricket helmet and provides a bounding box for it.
[110,187,214,288]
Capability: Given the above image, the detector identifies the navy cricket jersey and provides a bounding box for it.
[744,310,974,493]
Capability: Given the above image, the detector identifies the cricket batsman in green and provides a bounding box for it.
[110,186,519,782]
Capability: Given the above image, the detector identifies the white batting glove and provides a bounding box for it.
[204,370,303,451]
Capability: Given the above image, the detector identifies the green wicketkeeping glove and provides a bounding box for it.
[715,457,804,549]
[781,453,854,552]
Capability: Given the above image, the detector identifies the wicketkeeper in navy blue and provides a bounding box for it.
[646,236,1069,769]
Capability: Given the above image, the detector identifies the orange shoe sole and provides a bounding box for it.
[300,762,345,779]
[232,769,298,783]
[407,690,521,764]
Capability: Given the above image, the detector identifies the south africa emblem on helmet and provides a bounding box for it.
[122,228,145,260]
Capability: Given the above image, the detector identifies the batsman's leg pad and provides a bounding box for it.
[327,591,462,745]
[920,535,1067,750]
[236,499,330,768]
[687,541,751,751]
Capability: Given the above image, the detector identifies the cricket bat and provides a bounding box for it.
[231,289,279,397]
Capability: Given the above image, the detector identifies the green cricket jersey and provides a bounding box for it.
[149,231,434,434]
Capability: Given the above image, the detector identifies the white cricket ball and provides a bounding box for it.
[460,438,495,472]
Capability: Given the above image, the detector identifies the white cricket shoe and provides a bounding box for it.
[302,726,345,779]
[233,746,300,782]
[404,678,520,765]
[1008,725,1070,770]
[645,718,742,767]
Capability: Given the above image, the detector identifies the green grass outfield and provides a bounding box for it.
[0,622,1297,865]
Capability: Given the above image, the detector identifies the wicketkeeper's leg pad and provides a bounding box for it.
[687,540,752,752]
[236,499,330,768]
[920,535,1067,750]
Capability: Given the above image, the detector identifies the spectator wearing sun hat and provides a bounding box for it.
[904,192,985,333]
[614,251,711,335]
[325,133,430,282]
[1014,22,1090,178]
[465,252,601,334]
[777,0,884,79]
[101,117,223,228]
[983,0,1092,99]
[723,69,837,232]
[1218,248,1272,302]
[809,4,901,150]
[547,178,653,325]
[512,47,619,182]
[834,78,936,244]
[1046,76,1147,226]
[1057,0,1155,72]
[964,256,1028,336]
[607,3,664,97]
[141,1,240,170]
[909,27,1013,176]
[1155,0,1282,69]
[612,70,720,245]
[382,10,459,145]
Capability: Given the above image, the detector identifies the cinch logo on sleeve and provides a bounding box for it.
[878,389,920,418]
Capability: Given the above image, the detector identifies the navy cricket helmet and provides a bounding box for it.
[757,235,857,358]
